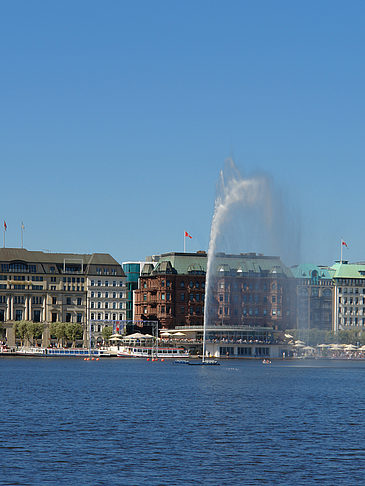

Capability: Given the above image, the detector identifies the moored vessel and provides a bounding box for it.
[117,345,189,359]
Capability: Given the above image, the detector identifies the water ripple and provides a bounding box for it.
[1,358,365,485]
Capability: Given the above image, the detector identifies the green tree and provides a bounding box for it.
[50,322,67,347]
[15,321,29,346]
[27,322,43,345]
[66,323,83,347]
[102,326,113,343]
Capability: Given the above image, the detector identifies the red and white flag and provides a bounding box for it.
[3,221,6,231]
[342,240,348,248]
[184,231,192,239]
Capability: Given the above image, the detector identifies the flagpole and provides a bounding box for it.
[340,240,343,263]
[21,225,23,249]
[3,228,5,249]
[184,233,186,253]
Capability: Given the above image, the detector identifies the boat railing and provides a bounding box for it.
[46,348,100,356]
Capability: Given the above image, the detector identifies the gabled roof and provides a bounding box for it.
[0,248,124,276]
[0,248,118,265]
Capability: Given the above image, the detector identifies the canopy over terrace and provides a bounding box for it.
[169,326,283,343]
[122,333,155,344]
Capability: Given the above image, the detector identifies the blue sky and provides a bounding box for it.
[1,0,364,266]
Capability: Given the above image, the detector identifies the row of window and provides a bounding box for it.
[63,277,85,283]
[63,313,83,323]
[341,318,365,326]
[337,279,365,286]
[218,307,282,317]
[218,294,280,304]
[218,282,280,291]
[12,275,44,281]
[90,313,124,321]
[0,309,44,322]
[90,301,126,309]
[298,288,332,297]
[143,281,282,293]
[0,296,44,304]
[50,312,83,323]
[339,297,365,305]
[95,268,118,275]
[142,305,203,316]
[64,297,83,306]
[63,286,85,292]
[219,347,270,357]
[4,284,44,290]
[90,291,126,299]
[90,280,124,287]
[338,288,365,294]
[339,307,365,315]
[0,296,84,306]
[0,264,37,273]
[142,281,206,290]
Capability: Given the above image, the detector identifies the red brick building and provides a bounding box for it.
[134,252,295,331]
[134,256,206,329]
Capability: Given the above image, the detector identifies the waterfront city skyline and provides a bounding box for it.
[1,1,364,265]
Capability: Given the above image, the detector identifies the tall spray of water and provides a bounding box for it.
[202,159,300,358]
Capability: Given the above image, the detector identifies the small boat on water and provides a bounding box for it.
[117,345,189,359]
[189,360,220,366]
[175,359,220,366]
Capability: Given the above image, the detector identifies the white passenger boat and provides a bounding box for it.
[15,347,103,357]
[117,345,189,359]
[16,347,46,356]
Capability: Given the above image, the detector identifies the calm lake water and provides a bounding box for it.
[1,358,365,485]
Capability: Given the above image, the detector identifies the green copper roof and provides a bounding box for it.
[291,263,333,279]
[331,261,365,279]
[151,252,293,277]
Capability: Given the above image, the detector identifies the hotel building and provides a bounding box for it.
[134,251,295,358]
[0,248,125,346]
[291,264,333,331]
[332,261,365,332]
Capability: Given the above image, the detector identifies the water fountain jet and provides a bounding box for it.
[202,158,299,360]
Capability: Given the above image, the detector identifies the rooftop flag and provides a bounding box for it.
[4,221,6,231]
[340,239,349,263]
[184,231,192,253]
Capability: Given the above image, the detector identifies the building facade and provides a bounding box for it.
[207,253,295,330]
[134,253,206,329]
[86,257,127,341]
[122,261,156,321]
[332,261,365,332]
[0,248,125,346]
[291,264,333,331]
[134,251,295,331]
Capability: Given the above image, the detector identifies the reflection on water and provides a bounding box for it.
[1,358,365,485]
